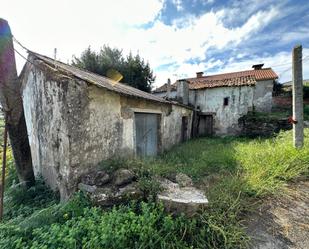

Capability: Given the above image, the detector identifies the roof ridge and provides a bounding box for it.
[29,51,126,86]
[185,68,275,80]
[27,51,171,105]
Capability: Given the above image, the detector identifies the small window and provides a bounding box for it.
[223,97,229,106]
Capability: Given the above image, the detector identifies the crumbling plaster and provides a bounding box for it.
[22,65,192,199]
[190,86,254,134]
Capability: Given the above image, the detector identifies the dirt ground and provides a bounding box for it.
[246,180,309,249]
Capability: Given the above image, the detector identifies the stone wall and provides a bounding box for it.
[238,115,291,137]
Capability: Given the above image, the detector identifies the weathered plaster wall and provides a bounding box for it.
[189,86,254,134]
[186,81,274,135]
[119,94,192,152]
[253,80,274,112]
[162,105,193,150]
[22,65,89,199]
[22,64,192,199]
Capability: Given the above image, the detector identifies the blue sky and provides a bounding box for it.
[1,0,309,86]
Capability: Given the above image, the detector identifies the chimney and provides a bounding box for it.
[177,79,189,105]
[166,78,171,99]
[196,72,204,78]
[252,64,264,70]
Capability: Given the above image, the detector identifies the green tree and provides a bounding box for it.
[72,46,155,92]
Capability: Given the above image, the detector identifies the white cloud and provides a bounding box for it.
[1,0,164,73]
[211,48,309,83]
[172,0,184,11]
[1,0,282,87]
[124,6,279,85]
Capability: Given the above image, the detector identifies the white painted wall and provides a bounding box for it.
[155,80,274,135]
[190,86,254,134]
[253,80,274,112]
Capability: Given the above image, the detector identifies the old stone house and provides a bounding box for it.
[153,64,278,135]
[20,52,193,199]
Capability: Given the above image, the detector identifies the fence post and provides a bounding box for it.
[292,45,304,148]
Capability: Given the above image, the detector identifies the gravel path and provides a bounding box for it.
[246,180,309,249]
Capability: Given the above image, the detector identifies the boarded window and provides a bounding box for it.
[135,113,160,157]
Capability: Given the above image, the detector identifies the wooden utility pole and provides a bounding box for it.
[0,18,35,186]
[292,45,304,148]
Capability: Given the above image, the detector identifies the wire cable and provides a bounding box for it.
[12,35,29,52]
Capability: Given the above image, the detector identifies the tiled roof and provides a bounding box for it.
[153,68,278,92]
[189,75,256,89]
[153,83,177,93]
[28,52,169,104]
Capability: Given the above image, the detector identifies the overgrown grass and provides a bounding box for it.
[0,129,308,248]
[111,129,309,193]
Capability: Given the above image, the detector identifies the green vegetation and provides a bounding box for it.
[303,81,309,99]
[0,129,308,248]
[259,104,309,121]
[72,46,155,92]
[244,110,290,121]
[304,104,309,120]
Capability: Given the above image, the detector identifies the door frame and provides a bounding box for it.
[197,112,215,137]
[133,109,162,157]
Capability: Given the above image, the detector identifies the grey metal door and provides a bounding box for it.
[135,113,159,157]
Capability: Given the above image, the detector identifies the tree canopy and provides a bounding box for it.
[72,46,155,92]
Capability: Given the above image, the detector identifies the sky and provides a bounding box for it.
[1,0,309,88]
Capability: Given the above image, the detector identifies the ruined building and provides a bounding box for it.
[20,52,193,199]
[153,64,278,135]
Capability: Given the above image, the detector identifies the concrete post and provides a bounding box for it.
[292,45,304,148]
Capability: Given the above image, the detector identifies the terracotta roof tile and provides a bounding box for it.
[153,68,278,92]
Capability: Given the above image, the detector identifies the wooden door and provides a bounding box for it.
[181,116,188,142]
[198,115,213,136]
[135,113,159,157]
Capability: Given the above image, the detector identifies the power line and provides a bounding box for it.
[276,55,309,78]
[271,54,309,68]
[12,35,29,52]
[14,48,29,62]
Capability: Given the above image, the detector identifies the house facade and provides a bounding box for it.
[153,65,278,135]
[21,52,193,199]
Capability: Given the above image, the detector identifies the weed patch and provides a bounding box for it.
[0,129,308,248]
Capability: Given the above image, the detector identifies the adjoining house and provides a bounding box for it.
[20,52,193,199]
[153,64,278,135]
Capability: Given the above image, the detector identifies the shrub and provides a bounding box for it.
[0,201,248,249]
[3,178,59,220]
